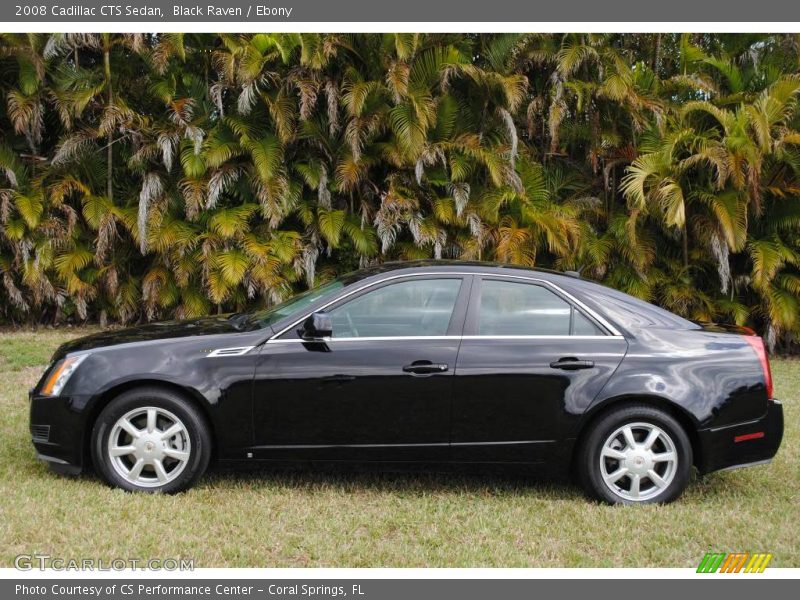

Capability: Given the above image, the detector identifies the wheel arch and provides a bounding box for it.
[82,379,218,470]
[572,394,702,470]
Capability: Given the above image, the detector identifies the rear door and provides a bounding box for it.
[451,275,627,463]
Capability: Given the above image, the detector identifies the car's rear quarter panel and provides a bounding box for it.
[591,327,768,429]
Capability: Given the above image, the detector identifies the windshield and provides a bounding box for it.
[252,279,346,328]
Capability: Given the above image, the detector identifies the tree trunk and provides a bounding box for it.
[104,41,114,204]
[653,34,662,73]
[609,167,616,219]
[682,226,689,269]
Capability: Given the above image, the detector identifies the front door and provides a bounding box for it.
[251,275,470,461]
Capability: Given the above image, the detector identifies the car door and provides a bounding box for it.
[451,275,628,463]
[251,274,471,461]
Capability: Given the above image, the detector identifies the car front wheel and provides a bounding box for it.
[578,405,692,504]
[91,387,211,493]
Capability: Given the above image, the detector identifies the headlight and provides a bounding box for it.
[40,354,89,396]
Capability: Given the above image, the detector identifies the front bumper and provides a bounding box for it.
[29,389,91,473]
[697,399,784,474]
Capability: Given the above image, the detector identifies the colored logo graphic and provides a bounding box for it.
[697,552,773,573]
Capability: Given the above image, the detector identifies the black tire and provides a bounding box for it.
[91,387,211,493]
[577,404,692,505]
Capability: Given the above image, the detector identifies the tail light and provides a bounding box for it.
[743,334,774,399]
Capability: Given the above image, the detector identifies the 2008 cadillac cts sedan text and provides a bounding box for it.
[29,261,784,504]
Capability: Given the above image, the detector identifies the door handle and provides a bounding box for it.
[321,374,356,384]
[549,357,595,370]
[403,361,449,374]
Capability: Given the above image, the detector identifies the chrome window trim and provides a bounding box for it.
[461,335,624,341]
[268,271,623,341]
[268,336,455,344]
[266,334,625,344]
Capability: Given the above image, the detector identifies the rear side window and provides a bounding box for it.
[477,279,604,336]
[572,310,604,335]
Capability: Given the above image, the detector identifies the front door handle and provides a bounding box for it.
[322,374,356,384]
[549,357,595,370]
[403,360,449,374]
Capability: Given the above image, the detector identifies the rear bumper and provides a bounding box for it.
[697,399,784,474]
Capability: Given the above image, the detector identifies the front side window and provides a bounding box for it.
[253,279,345,328]
[477,279,603,336]
[328,278,462,338]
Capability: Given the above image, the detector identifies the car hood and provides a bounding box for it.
[52,315,258,359]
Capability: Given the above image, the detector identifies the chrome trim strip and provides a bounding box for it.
[450,439,555,446]
[266,334,624,344]
[251,440,554,450]
[268,270,623,340]
[460,335,624,341]
[267,336,455,344]
[550,282,623,336]
[253,442,448,450]
[206,346,255,357]
[707,417,763,433]
[716,458,772,473]
[35,452,69,464]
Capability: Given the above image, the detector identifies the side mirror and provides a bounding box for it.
[299,312,332,341]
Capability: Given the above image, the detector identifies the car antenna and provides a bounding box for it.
[564,265,585,279]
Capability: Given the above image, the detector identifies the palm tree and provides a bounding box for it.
[0,33,799,351]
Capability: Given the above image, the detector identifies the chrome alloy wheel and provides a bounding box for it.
[107,406,191,488]
[599,422,678,502]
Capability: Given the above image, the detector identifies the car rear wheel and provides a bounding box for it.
[578,405,692,504]
[91,387,211,493]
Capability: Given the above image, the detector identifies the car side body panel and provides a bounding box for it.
[451,337,628,463]
[250,337,460,462]
[28,262,783,479]
[586,328,768,431]
[30,325,270,467]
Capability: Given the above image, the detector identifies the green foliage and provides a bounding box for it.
[1,33,800,352]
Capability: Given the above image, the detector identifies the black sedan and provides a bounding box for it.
[29,261,783,503]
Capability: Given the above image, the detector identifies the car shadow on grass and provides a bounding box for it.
[22,447,755,503]
[17,444,579,498]
[198,462,590,500]
[203,468,769,511]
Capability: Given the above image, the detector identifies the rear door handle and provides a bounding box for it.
[403,361,449,374]
[549,357,595,370]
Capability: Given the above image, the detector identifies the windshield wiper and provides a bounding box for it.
[227,312,256,331]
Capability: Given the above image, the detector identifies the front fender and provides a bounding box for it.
[33,331,265,467]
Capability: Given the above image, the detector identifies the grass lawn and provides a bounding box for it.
[0,327,797,568]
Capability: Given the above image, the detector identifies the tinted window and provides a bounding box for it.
[254,279,344,328]
[253,265,420,330]
[329,278,462,338]
[478,280,603,336]
[588,289,696,330]
[573,310,604,336]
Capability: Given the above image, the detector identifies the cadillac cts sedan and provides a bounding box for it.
[29,261,783,503]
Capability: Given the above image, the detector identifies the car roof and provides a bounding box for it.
[347,259,576,282]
